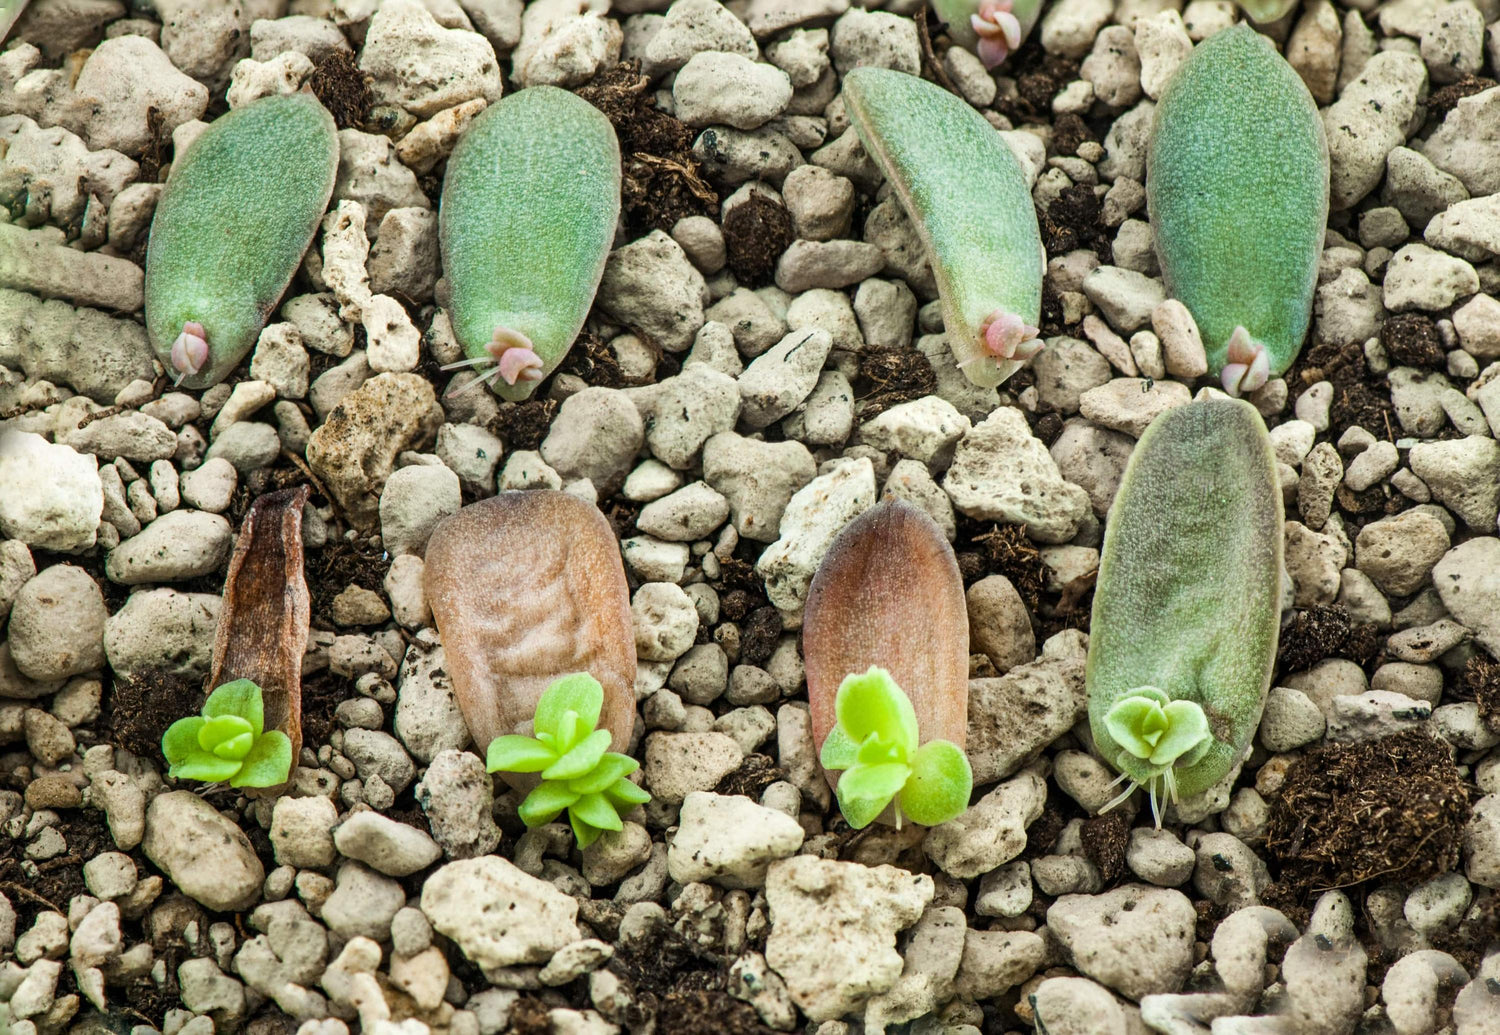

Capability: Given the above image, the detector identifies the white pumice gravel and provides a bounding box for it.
[4,2,1500,1032]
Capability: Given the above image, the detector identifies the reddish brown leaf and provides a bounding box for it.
[803,499,969,773]
[423,491,636,760]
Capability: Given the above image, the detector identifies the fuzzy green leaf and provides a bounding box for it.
[1146,24,1328,381]
[1151,700,1212,767]
[145,93,338,390]
[543,727,613,782]
[899,739,973,827]
[533,672,604,740]
[440,87,622,401]
[519,781,580,828]
[843,67,1043,389]
[1086,398,1283,804]
[834,667,919,756]
[835,762,911,830]
[229,730,293,789]
[486,735,557,774]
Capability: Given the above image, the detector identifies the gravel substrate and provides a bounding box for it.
[2,1,1500,1034]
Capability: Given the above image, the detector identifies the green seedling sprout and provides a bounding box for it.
[161,679,294,789]
[819,667,973,830]
[485,672,651,848]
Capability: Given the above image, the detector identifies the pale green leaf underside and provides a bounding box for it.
[145,93,338,390]
[440,86,622,401]
[1086,399,1283,801]
[1146,24,1328,378]
[842,66,1042,388]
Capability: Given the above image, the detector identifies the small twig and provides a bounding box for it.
[916,11,964,100]
[75,404,125,430]
[0,880,61,913]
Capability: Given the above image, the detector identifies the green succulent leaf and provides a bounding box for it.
[570,792,625,833]
[169,749,245,784]
[571,814,606,849]
[543,727,613,782]
[899,739,973,827]
[229,730,293,789]
[568,752,639,795]
[519,781,581,827]
[835,763,910,830]
[834,667,919,756]
[162,716,207,767]
[533,672,604,740]
[1152,700,1212,766]
[203,679,265,737]
[604,778,651,809]
[1104,694,1168,759]
[486,734,557,774]
[819,723,860,771]
[199,714,254,756]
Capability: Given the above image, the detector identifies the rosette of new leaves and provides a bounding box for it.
[485,673,651,847]
[161,679,294,788]
[819,667,972,829]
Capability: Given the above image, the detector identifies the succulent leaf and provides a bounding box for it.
[1147,24,1329,390]
[161,679,293,788]
[485,735,557,773]
[842,67,1043,388]
[834,667,919,754]
[203,679,264,737]
[145,93,338,390]
[1087,398,1282,821]
[519,781,581,827]
[900,740,973,827]
[542,727,613,782]
[439,86,622,401]
[931,0,1044,68]
[230,731,293,789]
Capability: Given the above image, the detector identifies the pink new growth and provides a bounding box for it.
[979,309,1042,362]
[1220,325,1270,397]
[441,327,545,396]
[971,0,1024,68]
[169,322,209,386]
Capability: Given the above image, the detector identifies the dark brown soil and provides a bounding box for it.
[1276,604,1351,674]
[1381,313,1445,369]
[1049,113,1097,158]
[137,106,170,183]
[995,48,1081,123]
[307,535,388,626]
[508,998,553,1035]
[857,348,938,419]
[576,63,718,234]
[1289,338,1396,443]
[103,670,206,761]
[309,50,373,130]
[1460,652,1500,734]
[1039,184,1111,262]
[560,329,632,388]
[1080,810,1130,885]
[488,399,559,452]
[722,193,794,286]
[1264,729,1473,895]
[658,988,774,1035]
[298,667,352,753]
[738,607,782,667]
[1426,75,1498,118]
[715,754,786,799]
[967,522,1047,609]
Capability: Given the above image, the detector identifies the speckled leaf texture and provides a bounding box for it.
[842,67,1043,388]
[1086,398,1282,800]
[144,93,338,390]
[439,86,621,401]
[1147,24,1329,380]
[803,499,969,773]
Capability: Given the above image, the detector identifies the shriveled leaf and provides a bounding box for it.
[229,731,293,789]
[486,735,557,774]
[900,739,973,827]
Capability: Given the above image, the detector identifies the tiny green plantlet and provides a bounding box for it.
[930,0,1043,69]
[1146,24,1328,396]
[819,667,973,830]
[161,679,294,789]
[439,86,622,401]
[145,93,338,390]
[842,67,1044,390]
[485,672,651,848]
[1087,398,1282,827]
